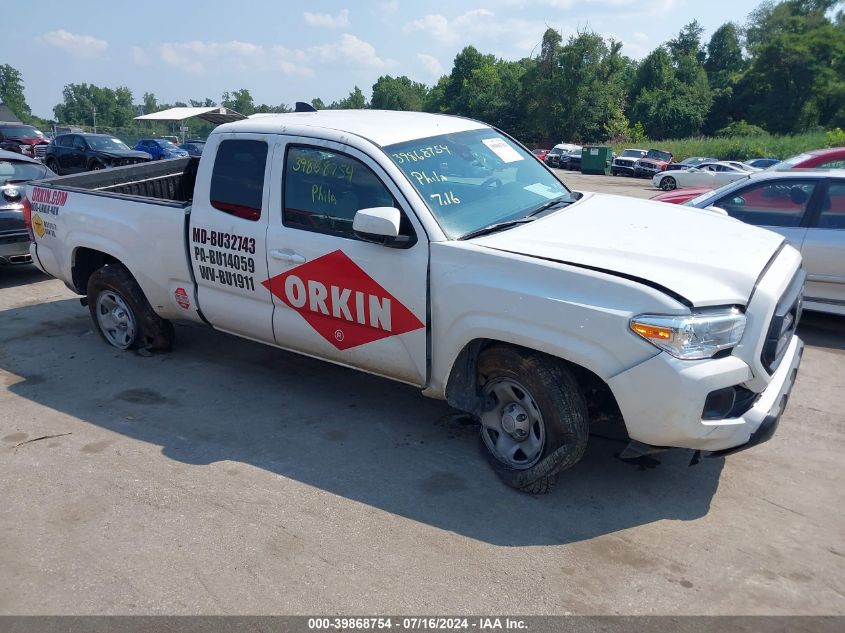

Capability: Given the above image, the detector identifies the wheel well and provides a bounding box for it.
[72,248,122,294]
[445,339,623,426]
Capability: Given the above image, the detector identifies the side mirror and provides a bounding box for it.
[704,206,729,216]
[353,206,412,248]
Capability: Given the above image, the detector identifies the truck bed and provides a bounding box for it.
[36,157,199,207]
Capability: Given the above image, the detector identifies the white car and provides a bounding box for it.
[653,162,755,191]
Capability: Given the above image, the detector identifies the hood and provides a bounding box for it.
[471,192,784,307]
[9,138,48,145]
[614,157,638,163]
[639,158,669,167]
[650,186,713,204]
[95,149,151,160]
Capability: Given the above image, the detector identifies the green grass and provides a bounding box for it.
[610,131,834,162]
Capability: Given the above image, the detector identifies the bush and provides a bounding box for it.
[826,127,845,148]
[715,120,768,137]
[610,130,831,162]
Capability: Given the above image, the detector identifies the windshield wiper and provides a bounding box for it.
[459,217,539,240]
[524,195,571,217]
[459,196,572,241]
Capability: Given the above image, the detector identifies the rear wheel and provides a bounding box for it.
[45,158,61,175]
[477,346,589,494]
[660,176,677,191]
[87,263,174,352]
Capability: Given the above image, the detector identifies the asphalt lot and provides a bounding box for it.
[0,173,843,615]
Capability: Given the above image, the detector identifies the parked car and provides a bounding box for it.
[44,134,152,175]
[663,156,719,172]
[545,143,580,168]
[683,169,844,315]
[0,149,56,266]
[650,186,714,204]
[767,147,845,170]
[0,123,50,161]
[653,162,754,191]
[634,149,673,178]
[611,148,647,176]
[181,139,206,157]
[26,110,804,492]
[745,158,779,169]
[135,138,189,160]
[559,149,582,171]
[531,148,550,162]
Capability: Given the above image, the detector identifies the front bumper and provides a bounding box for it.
[0,232,32,264]
[608,335,804,453]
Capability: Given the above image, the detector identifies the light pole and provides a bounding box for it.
[92,106,97,133]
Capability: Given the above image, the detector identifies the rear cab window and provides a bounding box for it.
[209,139,268,221]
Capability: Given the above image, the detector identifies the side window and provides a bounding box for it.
[818,159,845,169]
[283,145,404,240]
[209,139,268,222]
[818,182,845,229]
[73,136,86,150]
[716,180,816,228]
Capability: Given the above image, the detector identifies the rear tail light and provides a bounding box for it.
[22,196,34,240]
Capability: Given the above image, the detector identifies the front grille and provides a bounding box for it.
[34,145,47,159]
[761,270,805,373]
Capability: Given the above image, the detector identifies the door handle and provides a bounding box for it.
[270,249,306,264]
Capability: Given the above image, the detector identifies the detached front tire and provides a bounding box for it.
[477,346,589,494]
[87,263,174,352]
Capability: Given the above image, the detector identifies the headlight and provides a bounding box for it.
[629,308,746,360]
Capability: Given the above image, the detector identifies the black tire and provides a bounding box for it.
[477,345,589,494]
[87,263,174,352]
[611,170,617,176]
[87,160,103,171]
[46,158,61,176]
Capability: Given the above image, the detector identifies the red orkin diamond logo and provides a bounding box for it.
[262,249,424,350]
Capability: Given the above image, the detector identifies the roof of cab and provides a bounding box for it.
[213,110,489,147]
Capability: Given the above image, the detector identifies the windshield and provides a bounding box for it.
[87,137,130,151]
[622,150,643,158]
[766,153,812,171]
[0,159,49,183]
[386,129,575,239]
[646,149,672,162]
[1,126,44,139]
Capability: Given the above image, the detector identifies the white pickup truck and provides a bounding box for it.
[25,110,804,493]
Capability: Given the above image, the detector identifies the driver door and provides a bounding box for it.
[264,138,429,386]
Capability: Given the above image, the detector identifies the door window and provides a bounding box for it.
[715,180,817,227]
[209,139,268,221]
[818,182,845,229]
[283,145,406,240]
[73,137,86,151]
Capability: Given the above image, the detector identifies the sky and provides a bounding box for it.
[7,0,765,120]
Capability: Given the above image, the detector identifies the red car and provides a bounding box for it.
[532,148,550,161]
[0,123,50,161]
[651,147,845,204]
[651,186,715,204]
[772,146,845,170]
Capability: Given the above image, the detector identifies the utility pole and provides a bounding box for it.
[92,106,97,133]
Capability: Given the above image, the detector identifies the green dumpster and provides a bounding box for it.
[581,146,613,175]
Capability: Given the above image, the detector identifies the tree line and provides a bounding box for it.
[1,0,843,144]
